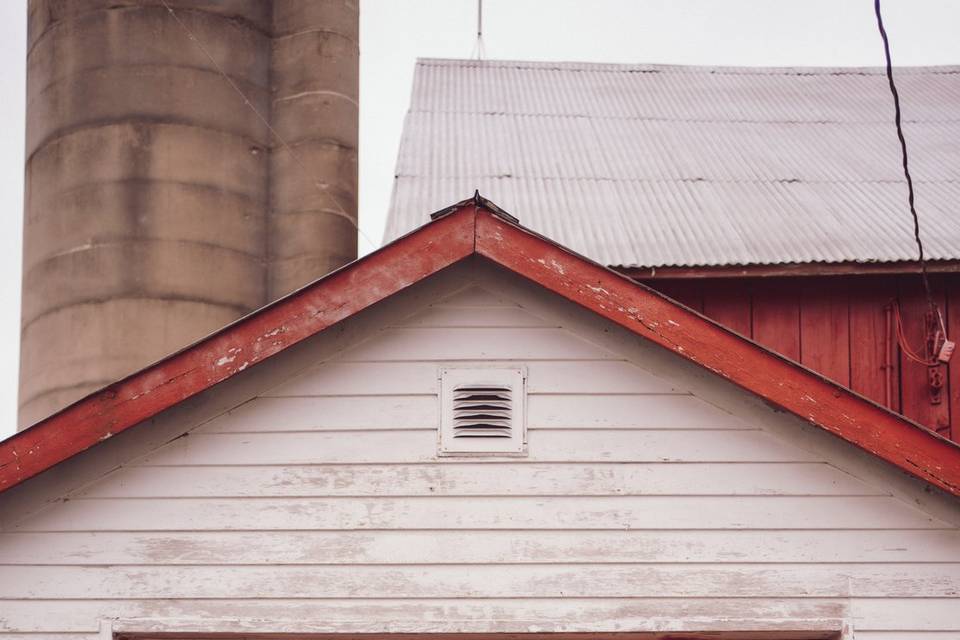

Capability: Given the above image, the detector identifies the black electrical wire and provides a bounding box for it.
[874,0,938,319]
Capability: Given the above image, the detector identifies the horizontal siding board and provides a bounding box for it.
[851,598,960,630]
[0,598,851,633]
[264,362,446,396]
[136,430,822,465]
[266,360,682,396]
[11,496,940,532]
[854,634,960,639]
[432,286,520,307]
[395,305,555,327]
[528,394,752,429]
[198,396,439,432]
[73,462,883,498]
[140,431,437,464]
[4,529,957,565]
[528,360,683,393]
[336,327,616,361]
[198,395,750,432]
[7,564,960,599]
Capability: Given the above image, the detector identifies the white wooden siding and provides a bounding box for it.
[67,462,888,497]
[1,276,959,639]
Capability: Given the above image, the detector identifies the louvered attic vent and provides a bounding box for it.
[439,367,526,456]
[453,385,512,437]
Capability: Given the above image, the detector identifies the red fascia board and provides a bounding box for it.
[618,259,960,280]
[474,210,960,497]
[0,206,476,492]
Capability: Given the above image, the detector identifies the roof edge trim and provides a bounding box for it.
[474,210,960,497]
[0,205,477,492]
[618,259,960,279]
[2,198,959,500]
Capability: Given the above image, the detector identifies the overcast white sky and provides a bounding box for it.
[1,0,959,438]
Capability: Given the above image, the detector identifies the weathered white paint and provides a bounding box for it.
[198,393,750,432]
[5,563,960,598]
[1,263,959,638]
[127,429,822,465]
[3,529,959,564]
[264,360,683,395]
[8,495,941,531]
[67,462,886,497]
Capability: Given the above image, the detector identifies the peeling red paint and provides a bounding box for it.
[1,199,959,498]
[473,210,960,497]
[0,205,476,492]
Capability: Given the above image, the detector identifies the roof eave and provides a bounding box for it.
[618,260,960,279]
[0,204,478,492]
[473,211,960,497]
[2,199,958,498]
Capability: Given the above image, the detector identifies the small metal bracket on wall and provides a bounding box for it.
[924,309,945,405]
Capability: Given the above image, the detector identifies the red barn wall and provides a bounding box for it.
[639,274,960,442]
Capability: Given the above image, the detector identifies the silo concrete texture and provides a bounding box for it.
[270,1,359,297]
[20,0,359,429]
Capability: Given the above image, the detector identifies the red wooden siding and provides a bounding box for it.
[652,281,704,313]
[799,279,851,386]
[702,280,752,337]
[751,279,801,362]
[848,278,899,412]
[638,273,960,442]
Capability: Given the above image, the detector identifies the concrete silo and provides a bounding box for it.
[20,0,358,428]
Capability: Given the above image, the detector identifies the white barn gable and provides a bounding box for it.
[1,260,959,639]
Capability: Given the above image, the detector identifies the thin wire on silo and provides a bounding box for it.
[159,0,377,252]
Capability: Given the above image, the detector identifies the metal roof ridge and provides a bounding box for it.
[404,109,960,125]
[414,57,960,75]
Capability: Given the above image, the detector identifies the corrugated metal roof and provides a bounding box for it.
[384,59,960,268]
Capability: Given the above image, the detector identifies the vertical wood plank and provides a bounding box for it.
[702,279,752,337]
[946,274,960,442]
[752,278,801,361]
[649,280,704,313]
[898,274,950,435]
[799,278,851,387]
[849,276,900,412]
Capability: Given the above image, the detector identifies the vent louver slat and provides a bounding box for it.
[453,386,512,437]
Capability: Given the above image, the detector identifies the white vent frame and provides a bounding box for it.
[438,366,527,456]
